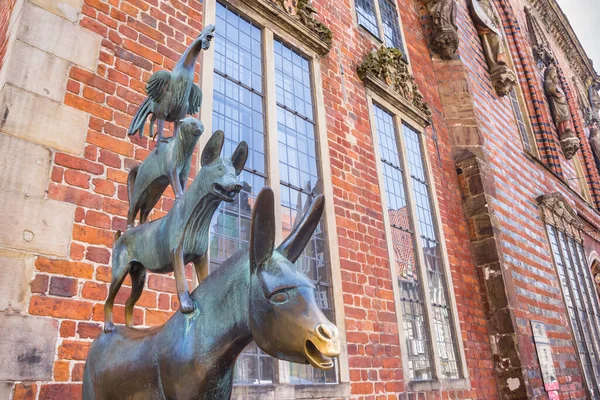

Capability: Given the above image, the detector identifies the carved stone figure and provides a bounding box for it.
[470,0,516,96]
[128,25,215,149]
[589,126,600,174]
[84,188,340,400]
[587,77,600,120]
[127,117,204,229]
[427,0,459,59]
[544,65,579,159]
[104,131,248,332]
[357,46,432,117]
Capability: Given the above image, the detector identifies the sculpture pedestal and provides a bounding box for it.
[559,130,580,160]
[430,26,459,60]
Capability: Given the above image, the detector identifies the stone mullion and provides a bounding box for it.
[263,27,288,385]
[393,115,443,382]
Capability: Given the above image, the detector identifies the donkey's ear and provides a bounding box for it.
[250,187,276,273]
[201,130,224,166]
[231,141,248,175]
[278,195,324,263]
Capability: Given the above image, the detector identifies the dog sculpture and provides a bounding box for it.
[127,116,204,229]
[104,131,248,332]
[84,187,340,399]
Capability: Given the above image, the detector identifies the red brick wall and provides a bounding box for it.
[0,0,17,68]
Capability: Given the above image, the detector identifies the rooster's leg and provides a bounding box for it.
[173,121,180,138]
[155,119,165,153]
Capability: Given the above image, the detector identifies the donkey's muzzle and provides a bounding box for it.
[212,183,242,202]
[304,323,340,370]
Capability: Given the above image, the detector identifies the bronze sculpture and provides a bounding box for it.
[104,131,248,332]
[470,0,516,96]
[427,0,459,59]
[128,24,215,149]
[127,117,204,229]
[544,65,579,159]
[84,187,340,399]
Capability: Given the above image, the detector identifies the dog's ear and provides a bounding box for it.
[202,130,224,166]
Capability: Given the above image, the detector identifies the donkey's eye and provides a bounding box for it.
[269,292,289,304]
[217,165,223,171]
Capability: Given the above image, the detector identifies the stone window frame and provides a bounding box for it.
[348,0,408,57]
[196,0,350,397]
[539,192,600,398]
[366,89,470,392]
[573,155,593,205]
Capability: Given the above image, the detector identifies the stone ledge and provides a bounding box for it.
[0,134,52,198]
[0,84,88,155]
[0,189,76,257]
[17,2,101,70]
[0,314,58,381]
[0,249,34,313]
[362,72,431,128]
[226,0,332,56]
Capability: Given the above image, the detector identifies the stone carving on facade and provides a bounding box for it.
[544,65,579,159]
[268,0,332,46]
[529,0,597,88]
[589,126,600,175]
[587,77,600,121]
[525,6,556,68]
[357,46,432,124]
[427,0,459,59]
[469,0,516,97]
[537,192,583,242]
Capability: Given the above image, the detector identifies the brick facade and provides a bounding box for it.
[1,0,599,399]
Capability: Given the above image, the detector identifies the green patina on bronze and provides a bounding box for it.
[127,24,215,147]
[127,117,204,228]
[84,188,341,400]
[103,130,248,332]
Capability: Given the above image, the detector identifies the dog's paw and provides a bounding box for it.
[180,298,195,314]
[104,322,115,333]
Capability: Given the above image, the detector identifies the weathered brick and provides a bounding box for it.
[49,276,78,297]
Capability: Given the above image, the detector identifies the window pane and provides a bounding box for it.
[356,0,379,38]
[508,88,532,152]
[378,0,404,52]
[373,104,433,380]
[211,3,273,385]
[402,124,460,379]
[275,39,337,384]
[547,226,599,396]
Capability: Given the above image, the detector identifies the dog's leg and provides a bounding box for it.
[172,245,194,313]
[104,251,130,332]
[193,254,208,286]
[125,265,147,328]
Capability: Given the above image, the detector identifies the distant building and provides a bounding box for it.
[1,0,599,398]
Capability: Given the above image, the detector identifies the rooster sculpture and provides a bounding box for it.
[127,24,215,149]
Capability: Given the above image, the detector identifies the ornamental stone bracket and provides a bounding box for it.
[426,0,460,60]
[525,6,556,68]
[357,46,432,127]
[537,192,583,242]
[241,0,332,55]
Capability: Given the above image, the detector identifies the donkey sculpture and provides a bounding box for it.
[104,131,248,332]
[84,188,340,400]
[127,116,204,229]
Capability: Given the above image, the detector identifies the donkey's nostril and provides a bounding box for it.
[233,184,242,192]
[317,324,333,340]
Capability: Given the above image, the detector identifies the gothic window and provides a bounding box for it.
[370,100,463,385]
[205,1,340,388]
[355,0,405,53]
[541,194,600,397]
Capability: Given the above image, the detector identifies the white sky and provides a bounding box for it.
[555,0,600,75]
